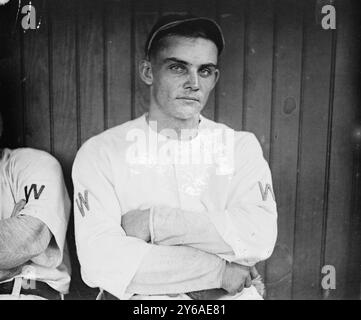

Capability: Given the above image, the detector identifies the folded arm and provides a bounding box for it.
[156,134,277,266]
[122,206,233,255]
[0,215,51,270]
[150,206,234,255]
[72,141,229,299]
[1,149,70,275]
[123,133,278,266]
[126,244,225,296]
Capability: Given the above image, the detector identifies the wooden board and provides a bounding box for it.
[104,0,132,128]
[50,0,77,177]
[266,0,303,300]
[241,0,274,283]
[77,0,104,144]
[243,0,273,157]
[292,0,333,300]
[161,0,188,15]
[22,0,51,151]
[217,0,245,130]
[323,0,361,300]
[0,1,24,147]
[49,0,88,300]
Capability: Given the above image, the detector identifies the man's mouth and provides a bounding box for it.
[177,97,200,102]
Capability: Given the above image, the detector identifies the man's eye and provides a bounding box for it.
[199,68,213,77]
[169,64,186,73]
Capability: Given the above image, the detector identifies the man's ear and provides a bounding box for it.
[214,69,220,86]
[139,59,153,85]
[210,69,220,91]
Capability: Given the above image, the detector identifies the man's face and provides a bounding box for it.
[149,36,219,120]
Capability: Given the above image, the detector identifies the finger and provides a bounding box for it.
[11,199,26,217]
[245,275,252,288]
[236,283,244,293]
[11,206,19,217]
[18,199,26,210]
[250,266,260,279]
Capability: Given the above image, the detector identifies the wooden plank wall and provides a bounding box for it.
[0,0,360,299]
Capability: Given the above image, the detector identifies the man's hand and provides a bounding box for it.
[187,263,256,299]
[121,209,151,242]
[250,265,260,279]
[221,262,251,295]
[250,265,265,297]
[11,199,26,218]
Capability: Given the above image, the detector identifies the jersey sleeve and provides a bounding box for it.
[200,133,278,266]
[12,149,70,269]
[126,244,225,296]
[72,140,152,299]
[148,133,277,266]
[149,205,234,255]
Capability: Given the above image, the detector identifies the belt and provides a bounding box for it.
[0,279,61,300]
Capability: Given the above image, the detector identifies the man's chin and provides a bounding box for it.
[173,105,203,120]
[174,112,199,121]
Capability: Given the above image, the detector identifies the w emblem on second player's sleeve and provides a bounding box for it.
[258,182,275,201]
[24,184,45,202]
[76,190,90,217]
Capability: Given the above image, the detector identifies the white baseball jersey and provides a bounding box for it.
[72,113,277,299]
[0,148,71,293]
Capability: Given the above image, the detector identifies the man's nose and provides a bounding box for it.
[184,71,200,91]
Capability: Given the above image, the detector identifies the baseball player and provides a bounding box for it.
[0,112,71,300]
[72,14,277,300]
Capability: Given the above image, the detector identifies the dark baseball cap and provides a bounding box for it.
[145,14,225,59]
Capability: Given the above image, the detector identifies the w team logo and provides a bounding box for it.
[76,190,90,218]
[24,184,45,203]
[258,182,275,202]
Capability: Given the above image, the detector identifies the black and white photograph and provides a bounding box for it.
[0,0,360,305]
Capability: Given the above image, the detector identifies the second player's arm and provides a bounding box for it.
[0,215,51,270]
[0,152,69,277]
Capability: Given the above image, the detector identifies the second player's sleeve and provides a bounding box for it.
[13,150,70,270]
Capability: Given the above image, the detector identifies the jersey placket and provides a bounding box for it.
[172,139,210,213]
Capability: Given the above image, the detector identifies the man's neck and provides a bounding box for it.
[147,108,200,140]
